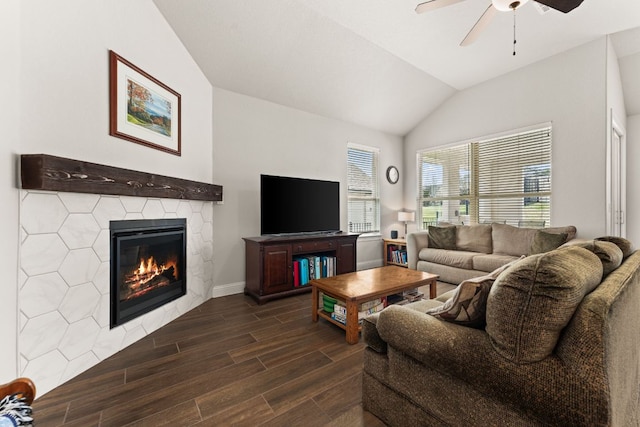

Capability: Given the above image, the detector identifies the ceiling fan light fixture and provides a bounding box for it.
[491,0,529,12]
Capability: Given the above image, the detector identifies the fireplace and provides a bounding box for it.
[110,218,187,328]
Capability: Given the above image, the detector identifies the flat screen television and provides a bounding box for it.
[261,174,340,235]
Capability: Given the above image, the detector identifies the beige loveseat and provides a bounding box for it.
[362,237,639,426]
[407,223,576,284]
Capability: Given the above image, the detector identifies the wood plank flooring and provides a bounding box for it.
[31,291,387,426]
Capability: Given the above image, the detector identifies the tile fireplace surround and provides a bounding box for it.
[18,156,220,396]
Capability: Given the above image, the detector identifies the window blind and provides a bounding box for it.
[348,144,380,234]
[417,126,552,228]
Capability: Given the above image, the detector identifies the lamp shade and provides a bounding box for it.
[398,211,415,222]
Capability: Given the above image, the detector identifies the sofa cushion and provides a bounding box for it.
[492,223,538,256]
[529,230,568,255]
[486,246,602,364]
[595,236,635,259]
[492,223,574,257]
[561,240,623,277]
[428,226,456,250]
[418,248,475,270]
[426,259,523,328]
[456,224,492,254]
[472,254,519,273]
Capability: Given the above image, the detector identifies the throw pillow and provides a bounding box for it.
[561,240,623,277]
[456,224,492,254]
[595,236,635,259]
[486,246,602,364]
[426,257,524,328]
[427,226,456,250]
[528,230,568,255]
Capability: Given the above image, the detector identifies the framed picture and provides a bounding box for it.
[109,50,181,156]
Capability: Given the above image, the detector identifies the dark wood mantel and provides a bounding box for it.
[20,154,223,202]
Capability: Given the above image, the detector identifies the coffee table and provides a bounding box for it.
[311,266,439,344]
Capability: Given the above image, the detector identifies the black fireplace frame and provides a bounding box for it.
[110,218,187,328]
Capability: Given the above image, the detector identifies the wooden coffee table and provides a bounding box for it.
[311,266,439,344]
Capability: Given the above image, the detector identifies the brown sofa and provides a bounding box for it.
[407,223,576,284]
[362,238,640,426]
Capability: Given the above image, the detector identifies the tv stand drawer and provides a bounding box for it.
[293,240,335,254]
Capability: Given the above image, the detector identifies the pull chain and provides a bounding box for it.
[513,9,517,56]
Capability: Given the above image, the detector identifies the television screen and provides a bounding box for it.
[261,174,340,235]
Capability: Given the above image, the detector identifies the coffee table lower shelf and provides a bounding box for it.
[315,309,359,334]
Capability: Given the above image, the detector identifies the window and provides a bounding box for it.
[348,144,380,234]
[417,126,552,228]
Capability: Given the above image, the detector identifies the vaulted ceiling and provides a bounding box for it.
[154,0,640,136]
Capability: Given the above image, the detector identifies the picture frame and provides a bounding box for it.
[109,50,181,156]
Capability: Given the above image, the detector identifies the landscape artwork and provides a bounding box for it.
[109,50,181,156]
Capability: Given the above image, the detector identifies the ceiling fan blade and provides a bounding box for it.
[460,4,497,47]
[534,0,583,13]
[415,0,465,14]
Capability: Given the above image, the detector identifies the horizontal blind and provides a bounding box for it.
[475,127,551,226]
[417,125,552,228]
[418,144,470,227]
[347,145,380,233]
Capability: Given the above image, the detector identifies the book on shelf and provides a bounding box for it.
[293,260,300,287]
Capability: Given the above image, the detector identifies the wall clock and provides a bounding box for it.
[386,166,399,184]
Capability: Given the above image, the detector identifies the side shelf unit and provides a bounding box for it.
[383,238,408,267]
[243,233,358,304]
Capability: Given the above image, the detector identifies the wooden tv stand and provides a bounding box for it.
[243,233,358,304]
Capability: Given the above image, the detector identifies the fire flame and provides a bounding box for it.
[131,256,178,286]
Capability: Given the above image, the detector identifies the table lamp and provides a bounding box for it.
[398,211,415,238]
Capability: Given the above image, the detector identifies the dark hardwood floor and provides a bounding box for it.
[32,291,388,426]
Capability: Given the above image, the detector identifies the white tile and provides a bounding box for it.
[141,308,166,334]
[21,193,68,234]
[160,198,179,213]
[21,234,69,276]
[59,192,100,213]
[93,327,125,361]
[59,213,101,249]
[21,311,68,360]
[92,197,126,228]
[60,351,99,384]
[120,196,147,213]
[58,283,100,323]
[124,212,145,220]
[190,213,204,233]
[189,200,204,213]
[92,294,110,328]
[122,325,147,348]
[201,221,213,242]
[21,350,67,397]
[58,249,101,287]
[20,273,69,318]
[92,229,110,262]
[201,242,214,261]
[59,317,100,359]
[93,262,110,295]
[176,201,193,220]
[142,199,166,218]
[201,202,213,222]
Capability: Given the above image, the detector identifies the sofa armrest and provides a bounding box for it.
[406,231,430,270]
[376,305,490,371]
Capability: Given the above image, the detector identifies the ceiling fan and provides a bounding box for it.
[415,0,584,50]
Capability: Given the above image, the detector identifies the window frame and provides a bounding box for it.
[347,143,380,235]
[416,124,552,229]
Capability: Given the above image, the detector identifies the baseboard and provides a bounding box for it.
[211,281,245,298]
[358,260,384,271]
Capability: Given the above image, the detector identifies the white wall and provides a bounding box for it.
[404,39,609,239]
[0,0,22,383]
[3,0,214,389]
[628,114,640,245]
[211,88,403,290]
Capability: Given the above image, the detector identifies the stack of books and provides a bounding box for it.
[293,255,337,286]
[387,244,408,265]
[326,296,386,325]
